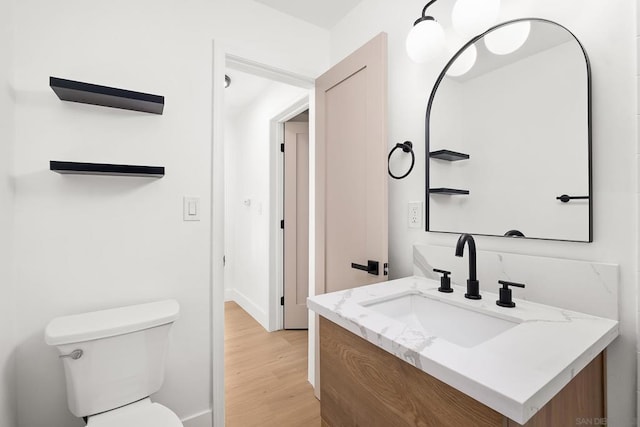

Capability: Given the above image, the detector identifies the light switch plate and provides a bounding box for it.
[408,201,422,229]
[183,197,201,221]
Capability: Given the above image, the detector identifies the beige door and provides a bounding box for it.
[316,32,388,295]
[284,121,310,329]
[314,32,388,394]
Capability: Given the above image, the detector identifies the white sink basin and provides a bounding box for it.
[362,292,519,348]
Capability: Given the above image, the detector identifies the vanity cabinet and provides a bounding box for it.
[319,317,604,427]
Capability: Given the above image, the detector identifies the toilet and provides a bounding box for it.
[45,300,183,427]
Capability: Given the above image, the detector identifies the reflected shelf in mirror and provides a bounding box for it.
[429,188,469,195]
[430,149,470,161]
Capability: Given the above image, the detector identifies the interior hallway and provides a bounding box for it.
[225,301,320,426]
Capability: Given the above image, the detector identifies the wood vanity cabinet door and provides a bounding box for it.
[319,317,605,427]
[319,317,504,427]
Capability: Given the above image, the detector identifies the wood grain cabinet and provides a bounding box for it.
[319,317,605,427]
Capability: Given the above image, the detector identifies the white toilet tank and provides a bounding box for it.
[45,300,180,418]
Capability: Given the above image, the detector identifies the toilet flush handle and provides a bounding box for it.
[59,349,83,360]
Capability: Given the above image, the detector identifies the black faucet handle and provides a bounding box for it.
[498,280,525,288]
[433,268,450,276]
[497,280,526,308]
[433,268,453,293]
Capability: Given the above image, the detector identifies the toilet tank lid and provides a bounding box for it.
[45,300,180,346]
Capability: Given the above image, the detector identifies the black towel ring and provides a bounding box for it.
[388,141,415,180]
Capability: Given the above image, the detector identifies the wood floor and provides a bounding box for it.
[225,301,321,426]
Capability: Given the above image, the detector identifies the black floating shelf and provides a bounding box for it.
[50,77,164,114]
[429,188,469,195]
[430,149,470,161]
[50,161,164,178]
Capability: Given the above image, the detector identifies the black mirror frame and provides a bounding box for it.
[425,18,593,243]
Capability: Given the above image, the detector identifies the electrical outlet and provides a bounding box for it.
[408,202,422,229]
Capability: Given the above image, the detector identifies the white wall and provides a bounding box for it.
[9,1,329,426]
[0,0,16,426]
[330,0,637,425]
[224,75,306,330]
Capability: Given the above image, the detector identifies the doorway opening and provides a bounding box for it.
[221,54,316,424]
[223,67,309,331]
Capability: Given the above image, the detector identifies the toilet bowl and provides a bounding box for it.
[86,398,182,427]
[45,300,183,427]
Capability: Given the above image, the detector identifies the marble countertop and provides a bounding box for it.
[307,276,619,424]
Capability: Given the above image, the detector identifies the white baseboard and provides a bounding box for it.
[182,409,212,427]
[225,288,269,331]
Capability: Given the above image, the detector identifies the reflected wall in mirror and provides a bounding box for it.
[426,19,592,242]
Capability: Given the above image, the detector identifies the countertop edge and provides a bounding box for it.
[517,324,618,423]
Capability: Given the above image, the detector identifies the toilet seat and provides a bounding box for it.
[87,398,183,427]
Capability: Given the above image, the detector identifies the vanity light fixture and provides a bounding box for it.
[405,1,446,63]
[406,0,500,64]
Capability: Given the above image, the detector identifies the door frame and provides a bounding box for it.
[211,41,315,426]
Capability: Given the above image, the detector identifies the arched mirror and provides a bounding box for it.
[426,19,592,242]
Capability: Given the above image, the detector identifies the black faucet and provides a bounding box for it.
[455,233,481,300]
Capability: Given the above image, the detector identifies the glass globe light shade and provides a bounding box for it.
[485,21,531,55]
[452,0,500,39]
[406,19,446,63]
[446,44,477,77]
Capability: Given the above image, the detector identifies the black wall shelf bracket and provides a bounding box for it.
[429,149,470,161]
[429,188,469,195]
[50,77,164,114]
[50,161,165,178]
